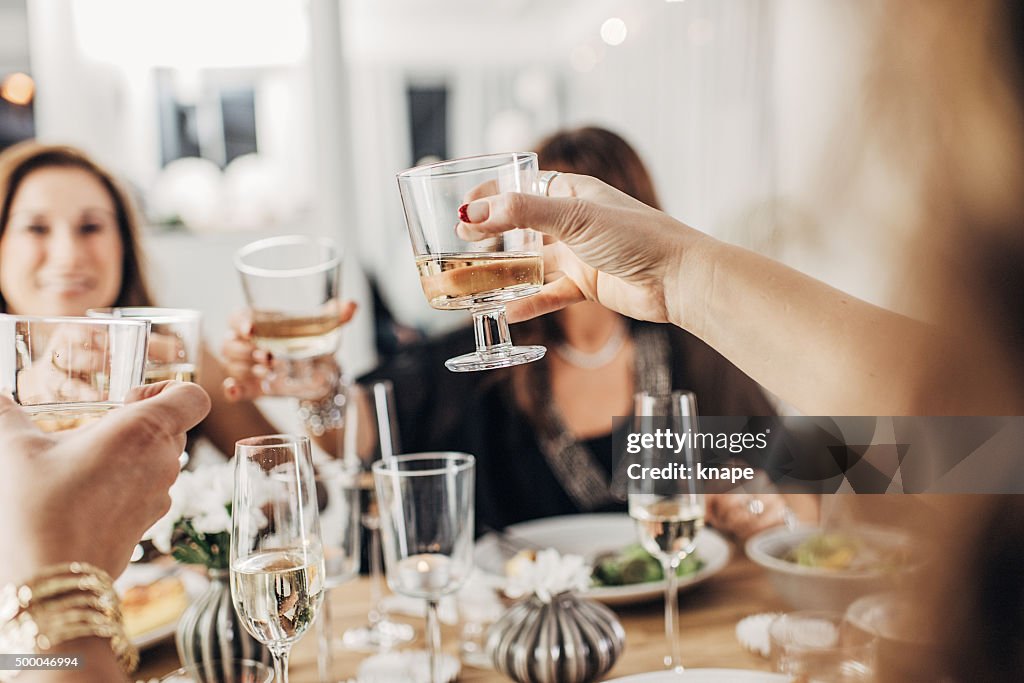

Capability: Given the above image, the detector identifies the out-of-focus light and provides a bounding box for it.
[570,44,600,73]
[1,72,35,106]
[600,17,628,46]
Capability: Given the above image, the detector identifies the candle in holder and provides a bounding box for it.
[395,554,453,597]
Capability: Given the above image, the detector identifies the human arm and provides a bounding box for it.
[0,381,210,681]
[458,173,995,415]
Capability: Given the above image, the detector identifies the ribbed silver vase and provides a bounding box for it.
[175,568,270,682]
[487,591,626,683]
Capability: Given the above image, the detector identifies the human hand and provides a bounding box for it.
[706,492,795,542]
[456,172,706,326]
[0,381,211,582]
[220,299,357,401]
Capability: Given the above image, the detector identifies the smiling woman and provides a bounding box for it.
[0,142,152,315]
[0,141,278,459]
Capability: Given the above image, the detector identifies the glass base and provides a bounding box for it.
[444,345,546,372]
[340,620,416,652]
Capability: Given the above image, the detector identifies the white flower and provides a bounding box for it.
[504,549,591,603]
[141,461,268,556]
[142,473,189,554]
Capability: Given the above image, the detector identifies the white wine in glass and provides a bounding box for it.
[628,391,705,675]
[398,152,546,372]
[250,310,342,359]
[232,548,325,645]
[415,252,543,310]
[231,435,325,683]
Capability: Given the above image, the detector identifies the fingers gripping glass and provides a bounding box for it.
[397,152,545,372]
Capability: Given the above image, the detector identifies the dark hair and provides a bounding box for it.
[534,126,662,210]
[502,127,661,402]
[0,141,154,312]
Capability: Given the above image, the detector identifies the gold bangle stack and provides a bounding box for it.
[0,562,138,676]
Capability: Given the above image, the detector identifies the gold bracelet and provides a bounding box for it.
[0,562,139,675]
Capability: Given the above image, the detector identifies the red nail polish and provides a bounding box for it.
[458,203,470,223]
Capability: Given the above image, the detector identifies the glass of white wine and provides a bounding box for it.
[628,390,706,675]
[397,152,545,372]
[0,314,148,431]
[373,453,475,683]
[231,435,325,683]
[87,307,202,384]
[235,235,342,397]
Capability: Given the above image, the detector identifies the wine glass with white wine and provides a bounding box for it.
[231,435,325,683]
[235,235,342,397]
[397,152,545,372]
[629,391,705,675]
[87,307,202,384]
[0,314,148,431]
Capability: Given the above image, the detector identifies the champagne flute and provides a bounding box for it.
[235,235,342,398]
[373,453,475,683]
[0,314,148,431]
[629,391,705,675]
[341,380,415,651]
[231,435,325,683]
[397,152,545,372]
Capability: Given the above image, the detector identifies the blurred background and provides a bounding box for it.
[0,0,910,377]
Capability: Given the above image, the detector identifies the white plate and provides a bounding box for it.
[117,565,209,650]
[605,669,789,682]
[474,513,730,606]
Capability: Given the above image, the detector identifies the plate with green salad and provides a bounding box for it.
[474,513,731,605]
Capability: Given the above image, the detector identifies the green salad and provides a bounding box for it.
[591,544,704,587]
[785,533,907,572]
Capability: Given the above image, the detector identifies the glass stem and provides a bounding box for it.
[426,598,442,683]
[472,307,512,358]
[368,525,384,624]
[663,555,685,674]
[271,645,291,683]
[317,592,334,682]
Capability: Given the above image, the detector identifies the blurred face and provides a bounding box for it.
[0,167,124,316]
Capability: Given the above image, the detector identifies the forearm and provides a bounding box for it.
[671,237,974,415]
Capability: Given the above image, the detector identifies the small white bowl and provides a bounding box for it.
[746,526,914,612]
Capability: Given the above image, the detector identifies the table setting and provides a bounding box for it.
[0,151,923,683]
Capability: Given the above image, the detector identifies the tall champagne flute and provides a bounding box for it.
[231,435,325,683]
[373,453,475,683]
[397,152,545,372]
[628,391,705,675]
[0,314,148,431]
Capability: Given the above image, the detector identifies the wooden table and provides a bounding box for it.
[136,555,783,681]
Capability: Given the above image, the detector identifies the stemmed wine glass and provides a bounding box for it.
[231,435,325,683]
[397,152,545,372]
[234,235,342,397]
[628,391,705,675]
[341,380,415,651]
[373,453,475,683]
